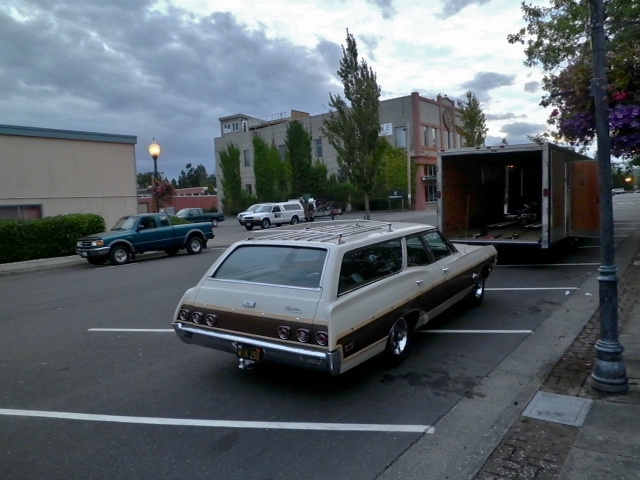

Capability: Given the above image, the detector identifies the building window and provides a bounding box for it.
[278,144,286,160]
[427,185,437,202]
[0,205,42,220]
[245,184,253,195]
[244,150,251,167]
[425,165,437,177]
[315,138,323,158]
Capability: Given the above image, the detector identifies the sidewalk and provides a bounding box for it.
[474,236,640,479]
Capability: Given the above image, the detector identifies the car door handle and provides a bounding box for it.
[442,267,450,273]
[416,279,424,285]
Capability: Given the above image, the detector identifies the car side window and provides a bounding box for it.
[273,205,281,213]
[406,234,433,266]
[338,239,403,295]
[424,230,455,261]
[158,215,170,227]
[140,216,157,229]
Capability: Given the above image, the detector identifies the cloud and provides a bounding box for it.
[438,0,492,19]
[0,1,340,179]
[366,0,398,19]
[524,81,540,93]
[460,72,516,101]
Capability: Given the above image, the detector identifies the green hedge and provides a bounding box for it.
[0,213,106,264]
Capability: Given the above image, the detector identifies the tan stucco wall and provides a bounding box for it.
[0,132,138,228]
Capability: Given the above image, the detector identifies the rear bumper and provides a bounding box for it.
[172,322,342,375]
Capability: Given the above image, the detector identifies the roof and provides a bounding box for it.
[245,221,434,246]
[0,124,137,145]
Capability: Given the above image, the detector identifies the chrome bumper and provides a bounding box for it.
[76,246,110,258]
[172,322,341,375]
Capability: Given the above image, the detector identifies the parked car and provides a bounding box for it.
[172,221,497,375]
[238,201,305,230]
[236,204,261,225]
[76,213,214,266]
[612,188,625,195]
[176,208,224,227]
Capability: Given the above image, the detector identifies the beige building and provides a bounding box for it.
[0,125,138,228]
[214,92,461,211]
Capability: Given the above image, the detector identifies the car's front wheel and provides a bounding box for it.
[186,236,204,255]
[260,218,271,229]
[109,245,131,265]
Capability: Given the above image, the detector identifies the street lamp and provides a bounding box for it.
[148,139,161,212]
[588,0,628,393]
[405,122,412,208]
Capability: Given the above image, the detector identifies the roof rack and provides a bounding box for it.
[247,220,393,244]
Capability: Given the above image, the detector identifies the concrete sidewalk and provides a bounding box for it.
[473,232,640,480]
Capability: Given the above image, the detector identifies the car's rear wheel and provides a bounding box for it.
[109,245,131,265]
[186,236,204,255]
[291,216,299,225]
[385,317,410,363]
[467,274,485,307]
[260,218,271,229]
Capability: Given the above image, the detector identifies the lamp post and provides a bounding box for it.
[405,122,412,209]
[588,0,628,393]
[148,139,161,213]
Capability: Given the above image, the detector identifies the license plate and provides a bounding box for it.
[236,344,264,362]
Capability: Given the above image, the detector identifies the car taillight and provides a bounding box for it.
[192,312,203,324]
[297,329,309,343]
[178,309,190,321]
[316,331,328,346]
[278,326,291,340]
[205,314,217,327]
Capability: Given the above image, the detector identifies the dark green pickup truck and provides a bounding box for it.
[76,213,214,265]
[176,208,225,227]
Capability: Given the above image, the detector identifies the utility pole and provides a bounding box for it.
[588,0,628,393]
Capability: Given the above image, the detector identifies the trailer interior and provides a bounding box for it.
[438,147,599,248]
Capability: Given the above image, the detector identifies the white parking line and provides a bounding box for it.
[486,287,578,291]
[418,330,533,334]
[0,408,433,433]
[88,328,174,332]
[497,263,600,267]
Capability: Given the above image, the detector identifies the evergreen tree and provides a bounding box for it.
[322,30,384,218]
[218,144,243,214]
[456,90,488,147]
[285,120,314,196]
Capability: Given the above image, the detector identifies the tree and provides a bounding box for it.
[253,135,285,202]
[176,163,210,188]
[218,144,244,214]
[285,120,314,196]
[322,29,384,218]
[508,0,640,159]
[456,90,488,147]
[137,172,154,188]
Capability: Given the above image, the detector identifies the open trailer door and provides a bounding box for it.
[569,159,600,238]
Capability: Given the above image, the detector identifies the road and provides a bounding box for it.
[1,196,639,479]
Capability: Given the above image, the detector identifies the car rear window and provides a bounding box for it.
[212,245,327,288]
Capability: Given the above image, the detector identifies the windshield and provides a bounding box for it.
[213,245,327,288]
[111,216,137,230]
[255,205,273,213]
[176,209,190,217]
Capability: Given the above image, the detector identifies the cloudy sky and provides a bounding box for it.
[2,0,550,181]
